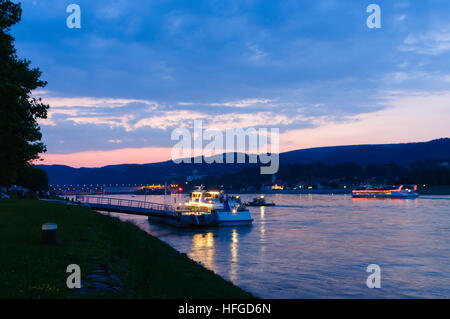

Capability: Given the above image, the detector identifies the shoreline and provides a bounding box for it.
[103,188,450,196]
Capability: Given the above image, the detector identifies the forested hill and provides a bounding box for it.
[38,138,450,185]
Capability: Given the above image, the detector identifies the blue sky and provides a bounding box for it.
[12,0,450,166]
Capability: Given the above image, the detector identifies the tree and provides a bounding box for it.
[0,0,49,186]
[15,164,48,191]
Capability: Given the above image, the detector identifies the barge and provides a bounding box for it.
[352,185,419,199]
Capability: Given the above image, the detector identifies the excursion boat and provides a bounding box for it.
[246,195,275,207]
[352,185,419,199]
[185,187,253,226]
[149,208,218,228]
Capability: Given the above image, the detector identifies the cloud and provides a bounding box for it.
[41,96,159,109]
[400,29,450,55]
[133,110,294,131]
[246,43,267,63]
[66,115,136,131]
[38,146,173,168]
[280,90,450,151]
[40,89,450,168]
[35,91,161,129]
[208,98,274,108]
[178,98,274,108]
[38,93,292,132]
[133,111,206,130]
[206,112,295,130]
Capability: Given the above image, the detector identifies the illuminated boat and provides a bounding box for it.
[352,185,419,199]
[185,187,253,226]
[246,195,275,206]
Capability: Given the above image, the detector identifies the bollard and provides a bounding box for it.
[42,223,58,245]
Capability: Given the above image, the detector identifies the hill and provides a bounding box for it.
[38,138,450,185]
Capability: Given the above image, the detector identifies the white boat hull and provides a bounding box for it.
[217,210,253,226]
[185,188,253,226]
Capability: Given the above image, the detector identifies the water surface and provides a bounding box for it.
[97,194,450,298]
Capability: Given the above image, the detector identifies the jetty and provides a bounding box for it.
[76,196,218,227]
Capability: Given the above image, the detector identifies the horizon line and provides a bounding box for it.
[35,137,449,169]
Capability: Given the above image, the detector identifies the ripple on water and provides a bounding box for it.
[101,194,450,298]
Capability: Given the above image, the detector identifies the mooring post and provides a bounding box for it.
[42,223,58,245]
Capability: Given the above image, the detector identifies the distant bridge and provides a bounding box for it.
[52,184,183,195]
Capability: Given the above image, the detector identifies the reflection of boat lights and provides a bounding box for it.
[230,229,238,282]
[191,233,215,270]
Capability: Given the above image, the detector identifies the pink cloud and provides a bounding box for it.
[38,147,173,167]
[279,90,450,152]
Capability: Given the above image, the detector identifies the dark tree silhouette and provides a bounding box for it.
[15,165,48,191]
[0,0,49,186]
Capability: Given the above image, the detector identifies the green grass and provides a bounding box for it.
[0,199,254,299]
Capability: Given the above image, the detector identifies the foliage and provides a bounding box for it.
[0,0,49,186]
[15,165,48,190]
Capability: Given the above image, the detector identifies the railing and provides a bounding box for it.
[76,195,176,213]
[76,195,212,216]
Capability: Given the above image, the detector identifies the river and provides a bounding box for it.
[92,193,450,298]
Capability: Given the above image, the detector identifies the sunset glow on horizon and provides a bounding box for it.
[15,1,450,168]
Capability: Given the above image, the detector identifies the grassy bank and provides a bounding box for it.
[0,199,253,299]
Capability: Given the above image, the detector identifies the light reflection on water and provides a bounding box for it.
[191,232,215,270]
[97,194,450,298]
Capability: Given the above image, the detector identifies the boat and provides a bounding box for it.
[246,195,275,206]
[148,208,218,228]
[184,187,253,226]
[352,185,419,199]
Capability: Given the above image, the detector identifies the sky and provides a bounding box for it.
[11,0,450,167]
